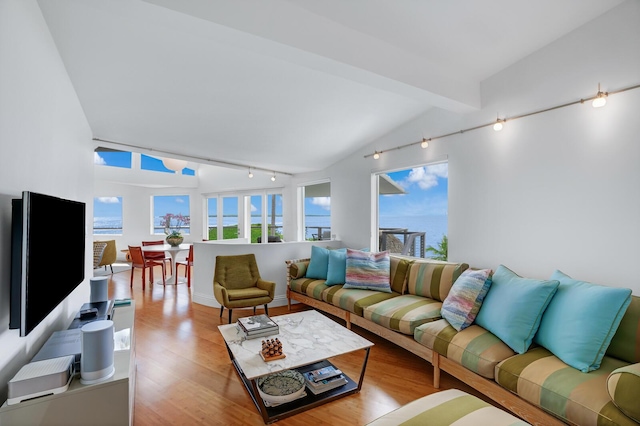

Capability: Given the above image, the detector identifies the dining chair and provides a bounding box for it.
[95,239,117,273]
[175,245,194,287]
[142,240,171,276]
[128,245,166,289]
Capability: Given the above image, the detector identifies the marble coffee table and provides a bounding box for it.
[218,309,373,423]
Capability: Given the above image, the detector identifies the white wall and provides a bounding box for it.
[292,1,640,294]
[0,0,93,402]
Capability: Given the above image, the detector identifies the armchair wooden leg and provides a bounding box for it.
[219,307,224,318]
[109,265,114,274]
[264,304,269,316]
[228,309,232,324]
[253,306,257,315]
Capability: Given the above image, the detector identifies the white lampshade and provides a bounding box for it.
[592,96,607,108]
[162,158,188,172]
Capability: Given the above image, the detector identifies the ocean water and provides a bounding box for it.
[95,214,448,255]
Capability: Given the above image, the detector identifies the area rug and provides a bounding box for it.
[93,262,131,276]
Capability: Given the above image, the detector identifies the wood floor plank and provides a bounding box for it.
[104,265,490,425]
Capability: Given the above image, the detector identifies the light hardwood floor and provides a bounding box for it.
[106,265,486,426]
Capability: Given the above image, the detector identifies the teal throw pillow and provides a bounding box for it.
[325,248,347,285]
[441,269,493,331]
[344,249,391,293]
[306,246,330,279]
[534,270,632,372]
[474,265,559,354]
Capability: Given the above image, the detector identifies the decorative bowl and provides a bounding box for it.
[256,370,305,404]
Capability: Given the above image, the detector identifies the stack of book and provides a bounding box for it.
[302,365,348,395]
[236,314,279,339]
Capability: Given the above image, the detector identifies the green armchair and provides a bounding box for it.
[213,254,275,323]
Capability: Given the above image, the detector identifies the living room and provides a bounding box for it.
[1,1,639,424]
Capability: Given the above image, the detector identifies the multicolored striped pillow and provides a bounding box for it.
[344,249,391,293]
[441,269,492,331]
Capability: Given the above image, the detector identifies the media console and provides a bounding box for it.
[0,302,136,426]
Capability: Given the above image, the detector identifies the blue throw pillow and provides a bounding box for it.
[325,248,347,285]
[306,246,330,279]
[534,270,632,372]
[474,265,559,354]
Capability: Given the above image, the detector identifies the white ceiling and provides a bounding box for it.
[37,0,624,174]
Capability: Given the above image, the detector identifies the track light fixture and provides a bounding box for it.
[592,83,608,108]
[248,168,253,178]
[271,172,276,182]
[364,81,640,161]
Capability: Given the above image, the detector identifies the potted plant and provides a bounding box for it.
[161,213,189,246]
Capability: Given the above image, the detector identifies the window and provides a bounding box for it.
[222,196,239,239]
[207,197,218,240]
[141,154,195,175]
[300,182,331,240]
[266,194,283,241]
[376,163,448,259]
[93,196,123,235]
[152,195,190,235]
[249,195,263,243]
[94,150,132,168]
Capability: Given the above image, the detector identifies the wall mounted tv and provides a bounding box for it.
[10,191,86,337]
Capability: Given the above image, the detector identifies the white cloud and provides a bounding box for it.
[405,164,448,190]
[251,203,257,212]
[94,152,106,165]
[311,197,331,210]
[175,197,185,203]
[97,196,120,204]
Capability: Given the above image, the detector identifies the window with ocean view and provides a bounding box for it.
[301,181,331,240]
[153,195,190,235]
[377,163,448,259]
[94,196,123,235]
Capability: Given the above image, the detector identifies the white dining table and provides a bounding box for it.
[142,243,191,285]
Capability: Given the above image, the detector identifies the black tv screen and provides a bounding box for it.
[10,191,86,337]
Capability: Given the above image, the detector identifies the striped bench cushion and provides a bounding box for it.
[364,295,442,335]
[607,295,640,364]
[607,363,640,422]
[289,277,332,300]
[366,389,529,426]
[496,347,636,426]
[324,287,399,317]
[406,260,469,301]
[414,319,515,379]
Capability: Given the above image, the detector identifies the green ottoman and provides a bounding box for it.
[366,389,530,425]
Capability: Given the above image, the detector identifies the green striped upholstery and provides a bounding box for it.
[607,295,640,364]
[389,255,412,294]
[414,319,516,379]
[363,295,442,335]
[607,363,640,422]
[406,260,469,301]
[496,347,637,426]
[366,389,530,426]
[325,287,399,317]
[289,277,332,300]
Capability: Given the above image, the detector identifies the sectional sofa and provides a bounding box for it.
[285,248,640,426]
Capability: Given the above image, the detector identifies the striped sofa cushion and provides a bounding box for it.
[607,295,640,364]
[496,347,636,426]
[389,255,412,294]
[364,295,442,335]
[607,363,640,422]
[414,319,516,379]
[406,260,469,301]
[325,287,399,317]
[289,277,333,300]
[366,389,530,426]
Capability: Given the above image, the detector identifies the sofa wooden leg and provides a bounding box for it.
[345,311,351,330]
[433,352,441,389]
[287,288,291,311]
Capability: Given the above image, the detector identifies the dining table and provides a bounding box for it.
[142,243,191,285]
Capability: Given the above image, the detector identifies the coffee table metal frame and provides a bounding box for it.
[218,310,373,424]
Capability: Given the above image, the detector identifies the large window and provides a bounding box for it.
[152,195,190,235]
[377,163,448,259]
[94,150,132,169]
[300,182,331,240]
[93,196,123,235]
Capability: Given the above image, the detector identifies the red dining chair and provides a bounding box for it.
[142,240,171,276]
[128,246,166,289]
[175,245,194,287]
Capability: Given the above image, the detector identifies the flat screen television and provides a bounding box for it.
[10,191,86,337]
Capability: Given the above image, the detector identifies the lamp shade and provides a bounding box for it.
[162,158,187,172]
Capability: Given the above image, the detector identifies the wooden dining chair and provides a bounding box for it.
[175,245,194,287]
[142,240,171,276]
[128,246,166,289]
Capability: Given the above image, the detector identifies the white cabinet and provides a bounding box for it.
[0,303,136,426]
